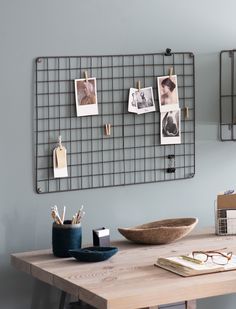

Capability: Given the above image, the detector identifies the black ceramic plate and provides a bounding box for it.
[69,246,118,262]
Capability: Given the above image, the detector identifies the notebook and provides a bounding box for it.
[155,254,236,277]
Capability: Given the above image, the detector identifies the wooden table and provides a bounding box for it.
[11,230,236,309]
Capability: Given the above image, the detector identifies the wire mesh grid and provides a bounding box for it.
[220,49,236,141]
[216,209,236,235]
[35,50,195,194]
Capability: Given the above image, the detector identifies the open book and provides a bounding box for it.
[155,254,236,277]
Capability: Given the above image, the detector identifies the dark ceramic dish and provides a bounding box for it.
[69,246,118,262]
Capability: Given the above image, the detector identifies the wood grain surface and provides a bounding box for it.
[11,230,236,309]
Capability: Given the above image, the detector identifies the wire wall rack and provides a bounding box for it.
[220,49,236,141]
[35,49,195,194]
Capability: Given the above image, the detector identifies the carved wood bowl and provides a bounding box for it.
[118,218,198,245]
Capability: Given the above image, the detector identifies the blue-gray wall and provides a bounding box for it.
[1,0,236,308]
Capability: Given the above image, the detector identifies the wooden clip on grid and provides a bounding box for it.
[84,71,88,82]
[184,106,189,119]
[169,67,173,78]
[137,80,141,92]
[104,124,111,136]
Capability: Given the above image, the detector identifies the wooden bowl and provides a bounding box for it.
[118,218,198,245]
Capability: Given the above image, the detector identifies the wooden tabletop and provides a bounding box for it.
[11,230,236,309]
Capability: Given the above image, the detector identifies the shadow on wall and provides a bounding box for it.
[31,280,61,309]
[1,207,36,253]
[0,207,58,309]
[0,266,33,309]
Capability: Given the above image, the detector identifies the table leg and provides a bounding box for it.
[186,300,197,309]
[59,291,67,309]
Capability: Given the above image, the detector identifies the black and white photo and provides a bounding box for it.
[128,87,155,114]
[160,109,181,145]
[157,75,179,112]
[74,77,98,116]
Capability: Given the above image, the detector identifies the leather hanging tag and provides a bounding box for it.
[56,146,67,168]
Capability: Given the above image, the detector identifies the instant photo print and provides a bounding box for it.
[74,77,99,117]
[128,87,155,115]
[157,75,179,112]
[160,109,181,145]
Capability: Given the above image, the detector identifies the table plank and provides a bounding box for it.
[11,231,236,309]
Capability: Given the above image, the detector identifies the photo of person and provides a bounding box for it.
[157,75,179,112]
[128,87,155,114]
[160,109,181,145]
[74,77,98,116]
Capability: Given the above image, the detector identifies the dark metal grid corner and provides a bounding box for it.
[220,49,236,141]
[35,50,195,194]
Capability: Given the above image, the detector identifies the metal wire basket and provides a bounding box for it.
[215,202,236,235]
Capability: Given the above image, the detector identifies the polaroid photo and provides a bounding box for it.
[128,88,138,114]
[74,77,98,117]
[160,109,181,145]
[157,75,179,112]
[128,87,155,115]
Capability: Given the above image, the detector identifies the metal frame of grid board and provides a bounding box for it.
[35,49,195,194]
[220,49,236,141]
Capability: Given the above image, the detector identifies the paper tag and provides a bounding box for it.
[56,146,66,168]
[53,148,68,178]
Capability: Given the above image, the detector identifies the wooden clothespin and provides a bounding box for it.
[137,80,141,92]
[169,67,173,78]
[184,106,189,119]
[84,71,88,82]
[104,124,111,136]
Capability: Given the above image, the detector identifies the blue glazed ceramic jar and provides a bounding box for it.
[52,220,82,257]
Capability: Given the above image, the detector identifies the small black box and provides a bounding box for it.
[93,227,110,247]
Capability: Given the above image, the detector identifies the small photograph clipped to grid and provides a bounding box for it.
[157,75,179,112]
[160,109,181,145]
[128,87,156,115]
[74,77,99,117]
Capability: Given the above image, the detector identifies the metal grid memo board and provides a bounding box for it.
[220,49,236,141]
[35,49,195,194]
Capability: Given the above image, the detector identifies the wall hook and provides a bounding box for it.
[58,135,63,150]
[165,48,172,56]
